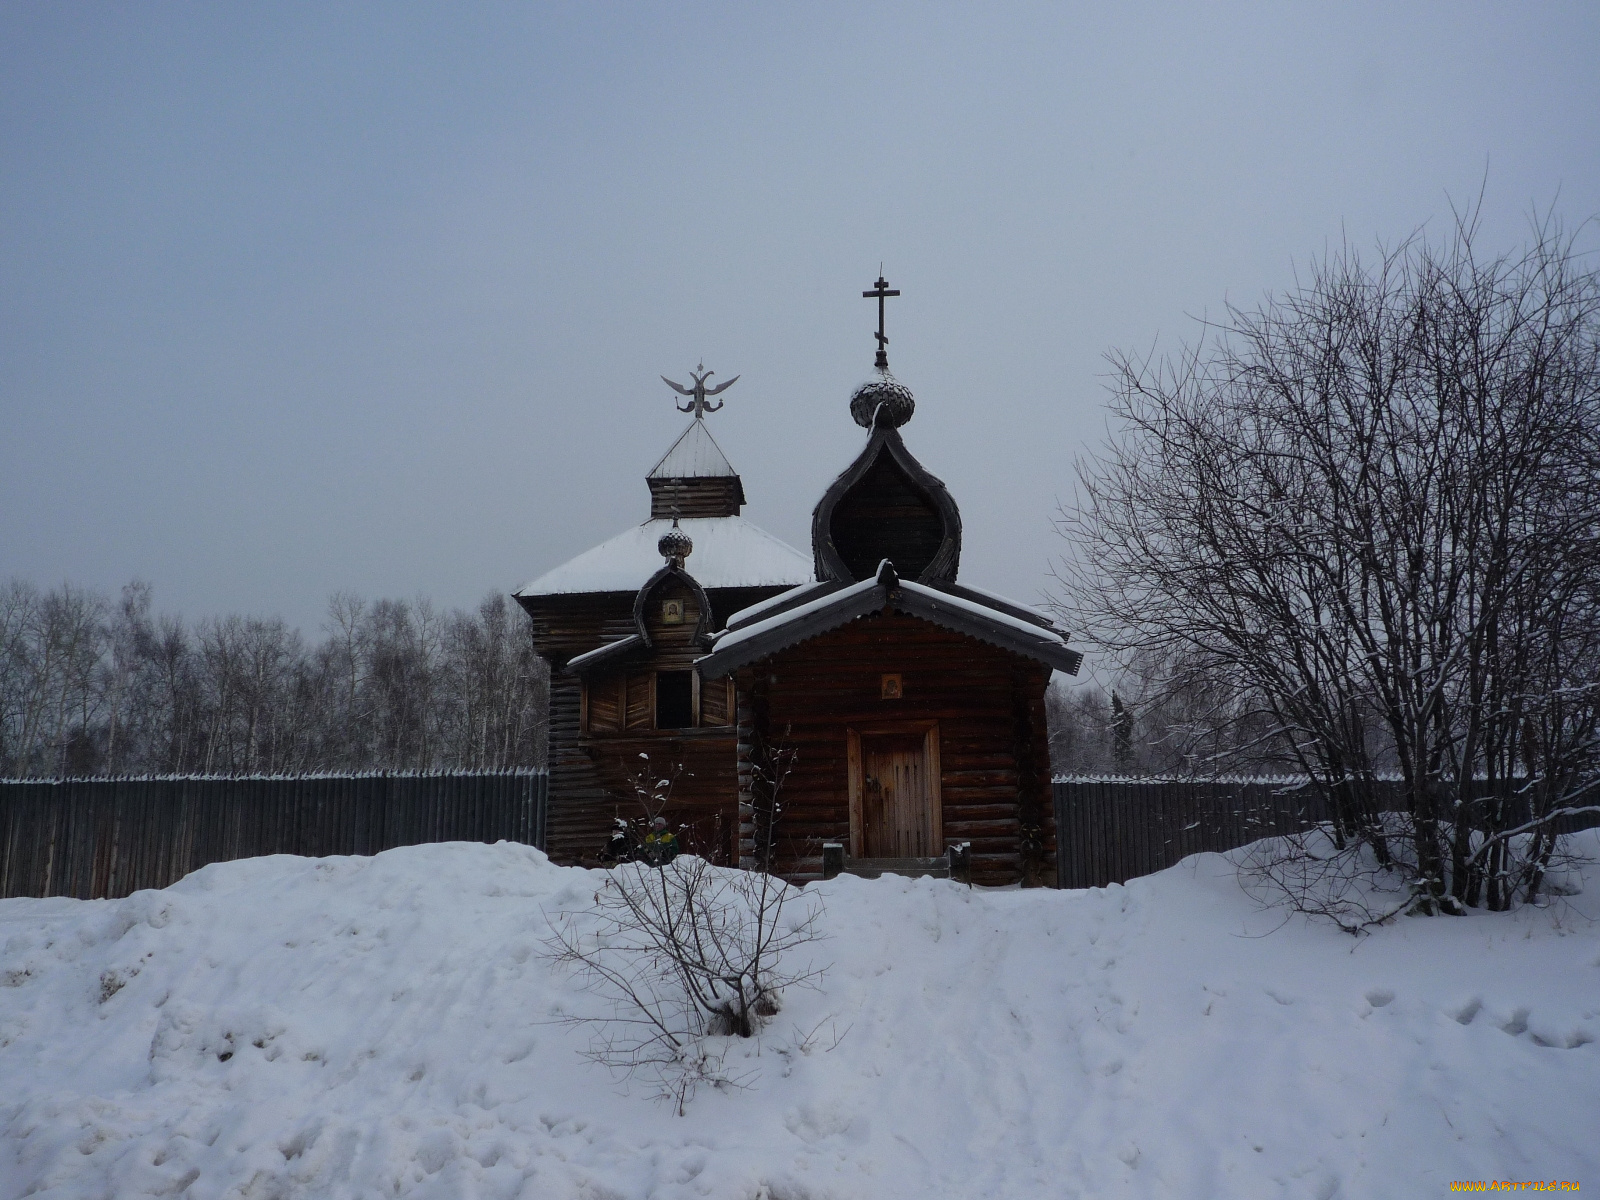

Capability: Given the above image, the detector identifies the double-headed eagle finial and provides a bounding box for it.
[661,362,739,417]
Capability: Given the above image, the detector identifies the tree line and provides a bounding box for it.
[0,580,548,778]
[1046,648,1290,779]
[1055,209,1600,916]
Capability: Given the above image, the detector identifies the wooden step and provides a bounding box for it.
[820,841,971,885]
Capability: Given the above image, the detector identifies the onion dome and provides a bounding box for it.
[657,522,693,567]
[849,368,916,429]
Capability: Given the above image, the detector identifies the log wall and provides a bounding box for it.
[648,477,743,518]
[738,610,1053,886]
[518,585,786,865]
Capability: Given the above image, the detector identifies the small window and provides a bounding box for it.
[656,671,695,729]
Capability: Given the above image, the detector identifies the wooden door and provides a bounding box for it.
[852,725,941,858]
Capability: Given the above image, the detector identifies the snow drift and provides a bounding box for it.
[3,835,1597,1199]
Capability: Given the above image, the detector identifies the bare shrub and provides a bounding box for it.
[544,855,826,1113]
[546,747,825,1113]
[1241,815,1595,934]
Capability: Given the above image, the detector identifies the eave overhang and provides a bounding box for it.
[723,579,840,632]
[565,634,647,676]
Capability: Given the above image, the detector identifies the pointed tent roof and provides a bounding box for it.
[518,403,802,598]
[648,419,738,480]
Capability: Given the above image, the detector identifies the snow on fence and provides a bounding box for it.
[0,771,548,900]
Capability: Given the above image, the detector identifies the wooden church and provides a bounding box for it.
[515,281,1081,886]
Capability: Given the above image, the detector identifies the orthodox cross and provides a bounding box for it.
[863,273,900,370]
[661,362,739,416]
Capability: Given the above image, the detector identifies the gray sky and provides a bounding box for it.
[4,3,1598,634]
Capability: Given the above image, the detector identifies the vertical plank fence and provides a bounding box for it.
[1054,777,1358,889]
[0,771,548,900]
[1052,776,1599,889]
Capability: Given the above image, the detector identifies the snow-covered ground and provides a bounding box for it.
[3,836,1597,1199]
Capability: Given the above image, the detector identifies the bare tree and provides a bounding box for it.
[0,582,110,777]
[1056,208,1600,920]
[0,581,42,775]
[441,593,549,770]
[1047,648,1284,779]
[0,581,549,777]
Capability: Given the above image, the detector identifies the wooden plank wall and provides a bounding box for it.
[648,477,743,518]
[831,455,944,581]
[546,673,617,865]
[0,771,547,901]
[1012,661,1055,887]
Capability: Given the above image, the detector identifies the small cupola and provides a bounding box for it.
[657,520,693,567]
[648,364,747,518]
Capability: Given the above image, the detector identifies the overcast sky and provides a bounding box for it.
[3,3,1598,635]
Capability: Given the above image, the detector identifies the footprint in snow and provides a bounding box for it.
[1497,1007,1597,1049]
[1450,998,1482,1025]
[1528,1025,1595,1049]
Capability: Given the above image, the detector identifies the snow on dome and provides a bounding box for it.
[647,419,738,479]
[516,516,813,597]
[657,523,693,564]
[849,369,915,429]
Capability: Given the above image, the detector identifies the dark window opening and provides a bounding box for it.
[656,671,695,729]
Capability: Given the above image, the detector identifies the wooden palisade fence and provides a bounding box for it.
[1053,777,1343,889]
[0,771,547,900]
[8,771,1589,899]
[1053,776,1599,889]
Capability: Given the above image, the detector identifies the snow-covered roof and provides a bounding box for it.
[938,580,1054,628]
[709,575,879,657]
[724,580,839,631]
[648,419,738,479]
[895,578,1068,645]
[723,578,1053,634]
[515,516,813,597]
[697,559,1082,678]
